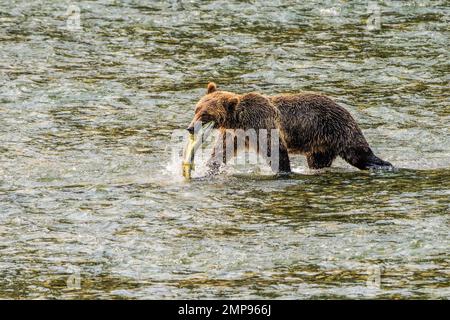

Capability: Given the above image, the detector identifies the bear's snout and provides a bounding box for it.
[186,126,195,134]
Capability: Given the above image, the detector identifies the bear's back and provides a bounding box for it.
[270,93,362,153]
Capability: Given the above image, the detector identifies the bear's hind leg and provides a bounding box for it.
[340,147,393,170]
[306,151,336,169]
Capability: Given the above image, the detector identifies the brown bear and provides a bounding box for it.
[186,82,392,175]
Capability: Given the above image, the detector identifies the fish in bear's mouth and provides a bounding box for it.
[182,121,215,179]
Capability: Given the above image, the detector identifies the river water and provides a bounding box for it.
[0,0,448,299]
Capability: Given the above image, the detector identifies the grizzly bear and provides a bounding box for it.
[186,82,392,175]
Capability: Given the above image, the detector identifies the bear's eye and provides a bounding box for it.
[201,113,214,122]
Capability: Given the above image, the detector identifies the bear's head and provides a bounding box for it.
[186,82,240,133]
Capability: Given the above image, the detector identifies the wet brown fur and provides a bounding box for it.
[188,83,392,173]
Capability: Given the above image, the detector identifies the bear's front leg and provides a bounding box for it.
[206,154,224,175]
[259,136,291,174]
[206,132,232,176]
[273,144,292,174]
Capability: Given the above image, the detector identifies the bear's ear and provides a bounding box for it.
[207,82,217,94]
[225,97,239,112]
